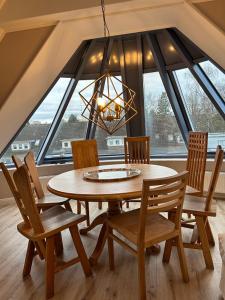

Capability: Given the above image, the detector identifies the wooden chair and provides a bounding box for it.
[166,146,224,270]
[12,154,23,168]
[0,162,26,218]
[13,165,92,299]
[186,132,208,196]
[71,139,102,226]
[107,171,189,300]
[0,162,48,261]
[23,151,72,210]
[124,136,150,208]
[124,136,150,164]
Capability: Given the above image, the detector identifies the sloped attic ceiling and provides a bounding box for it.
[194,0,225,33]
[0,0,134,23]
[0,26,54,109]
[0,0,225,153]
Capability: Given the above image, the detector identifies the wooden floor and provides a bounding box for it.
[0,198,224,300]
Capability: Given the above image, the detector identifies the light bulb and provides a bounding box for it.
[115,98,122,106]
[97,97,106,112]
[169,45,175,52]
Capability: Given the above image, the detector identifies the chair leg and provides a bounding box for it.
[69,226,92,277]
[64,201,72,212]
[54,233,63,256]
[163,238,173,263]
[23,240,35,277]
[205,219,215,246]
[163,212,175,263]
[77,201,81,214]
[46,236,55,299]
[126,201,129,208]
[34,241,44,260]
[107,227,114,270]
[85,202,90,226]
[195,216,214,269]
[190,223,199,243]
[98,201,102,210]
[176,234,189,282]
[137,248,146,300]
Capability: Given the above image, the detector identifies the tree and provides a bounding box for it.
[156,92,171,116]
[180,69,225,133]
[68,114,78,123]
[152,92,178,146]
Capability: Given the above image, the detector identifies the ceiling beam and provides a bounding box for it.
[188,0,215,3]
[0,0,182,32]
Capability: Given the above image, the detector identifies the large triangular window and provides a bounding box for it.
[143,72,187,155]
[46,80,93,159]
[174,68,225,151]
[1,78,70,164]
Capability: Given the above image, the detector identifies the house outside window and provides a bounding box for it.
[106,136,125,147]
[62,140,72,149]
[11,142,31,151]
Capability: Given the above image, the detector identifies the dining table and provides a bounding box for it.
[47,163,177,265]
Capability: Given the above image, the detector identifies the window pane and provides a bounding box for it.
[175,68,225,151]
[95,76,127,155]
[200,61,225,100]
[1,78,70,164]
[46,80,93,158]
[143,72,186,155]
[95,127,127,156]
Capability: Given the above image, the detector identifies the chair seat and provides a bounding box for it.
[183,195,216,216]
[108,209,175,246]
[186,185,202,196]
[36,193,70,207]
[18,206,86,240]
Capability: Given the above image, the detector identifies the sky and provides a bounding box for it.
[30,73,165,124]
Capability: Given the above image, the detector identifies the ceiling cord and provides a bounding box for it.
[101,0,110,38]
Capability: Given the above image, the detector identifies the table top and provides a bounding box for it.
[47,164,177,202]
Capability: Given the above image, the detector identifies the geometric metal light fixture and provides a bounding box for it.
[79,73,137,134]
[79,0,137,135]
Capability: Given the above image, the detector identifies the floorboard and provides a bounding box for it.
[0,198,224,300]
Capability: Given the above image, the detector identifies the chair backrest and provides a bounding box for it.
[24,151,44,198]
[124,136,150,164]
[205,145,224,211]
[138,171,188,245]
[0,162,29,223]
[12,155,23,169]
[186,132,208,194]
[13,165,44,234]
[71,139,99,169]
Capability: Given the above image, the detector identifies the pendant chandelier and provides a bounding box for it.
[79,0,137,135]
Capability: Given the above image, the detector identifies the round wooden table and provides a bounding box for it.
[48,163,177,265]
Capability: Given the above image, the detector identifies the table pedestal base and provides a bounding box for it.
[80,212,107,235]
[81,201,121,265]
